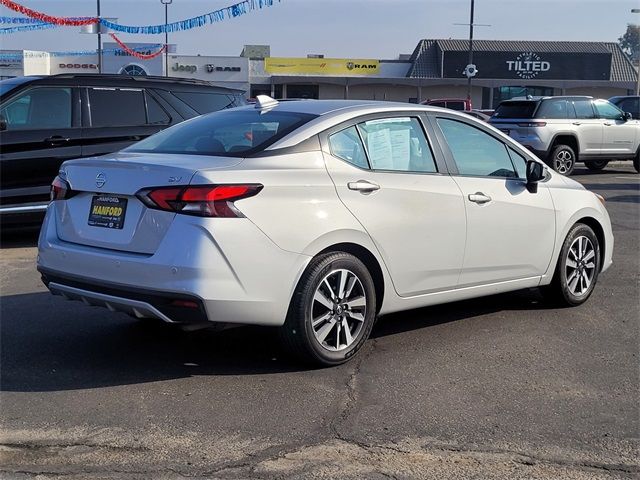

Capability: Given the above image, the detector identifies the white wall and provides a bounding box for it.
[22,51,49,76]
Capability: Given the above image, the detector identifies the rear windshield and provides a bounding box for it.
[493,101,538,119]
[125,109,317,157]
[172,91,246,114]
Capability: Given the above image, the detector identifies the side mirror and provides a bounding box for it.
[623,111,633,121]
[526,160,545,193]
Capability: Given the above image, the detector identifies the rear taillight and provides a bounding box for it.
[50,176,74,201]
[137,184,263,218]
[517,122,547,127]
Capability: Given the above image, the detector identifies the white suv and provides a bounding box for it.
[490,96,640,175]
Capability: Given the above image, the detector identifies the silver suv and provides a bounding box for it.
[490,96,640,175]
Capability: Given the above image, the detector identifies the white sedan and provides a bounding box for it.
[38,97,613,365]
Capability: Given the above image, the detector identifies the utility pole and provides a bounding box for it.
[466,0,475,102]
[161,0,173,77]
[632,9,639,95]
[97,0,102,73]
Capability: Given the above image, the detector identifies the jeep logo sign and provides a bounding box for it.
[505,52,550,79]
[171,63,197,73]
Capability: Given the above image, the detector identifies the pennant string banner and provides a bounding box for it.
[0,0,282,34]
[108,33,165,59]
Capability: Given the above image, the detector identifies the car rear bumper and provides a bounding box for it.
[37,204,312,326]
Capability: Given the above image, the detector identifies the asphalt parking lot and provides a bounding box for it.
[1,164,638,479]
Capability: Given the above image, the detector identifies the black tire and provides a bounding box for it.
[634,151,639,174]
[541,223,600,307]
[584,160,609,171]
[279,252,377,366]
[548,144,576,176]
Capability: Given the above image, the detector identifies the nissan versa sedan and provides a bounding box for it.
[37,98,613,366]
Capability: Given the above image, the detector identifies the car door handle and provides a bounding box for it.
[347,180,380,193]
[468,192,492,204]
[572,122,582,126]
[603,122,613,126]
[44,135,70,145]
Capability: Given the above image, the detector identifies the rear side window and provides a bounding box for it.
[172,91,243,114]
[125,109,316,157]
[89,88,146,127]
[0,87,72,130]
[572,100,596,119]
[145,93,171,124]
[437,118,516,178]
[536,99,569,119]
[493,102,537,119]
[357,117,437,173]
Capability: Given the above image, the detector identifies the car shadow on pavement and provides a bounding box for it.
[372,288,552,339]
[1,288,554,392]
[0,228,40,249]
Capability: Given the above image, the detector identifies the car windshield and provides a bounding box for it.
[493,101,538,119]
[0,77,36,96]
[125,109,317,157]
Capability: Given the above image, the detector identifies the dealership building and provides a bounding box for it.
[1,39,637,108]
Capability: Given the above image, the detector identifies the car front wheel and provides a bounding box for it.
[279,252,377,366]
[549,144,577,176]
[584,160,609,171]
[542,223,600,306]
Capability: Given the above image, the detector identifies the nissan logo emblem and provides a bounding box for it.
[96,173,106,188]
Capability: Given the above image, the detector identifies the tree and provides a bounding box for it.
[618,24,640,63]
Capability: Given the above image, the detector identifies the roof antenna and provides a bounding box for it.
[255,95,279,110]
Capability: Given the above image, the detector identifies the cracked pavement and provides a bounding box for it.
[1,165,639,479]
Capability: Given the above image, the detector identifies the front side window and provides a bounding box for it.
[508,147,528,179]
[594,100,624,120]
[329,126,368,169]
[572,100,596,119]
[125,110,316,157]
[89,88,146,127]
[0,87,71,130]
[437,117,516,178]
[357,117,437,173]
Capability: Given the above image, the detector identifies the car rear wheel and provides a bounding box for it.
[584,160,609,171]
[279,252,377,366]
[549,144,576,176]
[541,223,600,307]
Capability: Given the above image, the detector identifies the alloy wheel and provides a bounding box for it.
[565,236,596,297]
[310,269,367,352]
[554,150,574,174]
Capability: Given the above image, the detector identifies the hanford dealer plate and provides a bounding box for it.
[88,195,127,229]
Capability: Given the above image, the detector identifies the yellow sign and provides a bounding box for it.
[265,57,380,76]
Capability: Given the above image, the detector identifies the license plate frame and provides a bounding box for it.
[88,195,128,230]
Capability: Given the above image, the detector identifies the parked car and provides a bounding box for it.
[490,96,640,175]
[609,95,640,120]
[0,74,246,227]
[421,98,471,111]
[38,97,613,366]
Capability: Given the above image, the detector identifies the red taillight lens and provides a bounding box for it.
[137,184,262,218]
[50,176,73,201]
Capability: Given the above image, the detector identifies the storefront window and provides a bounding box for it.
[492,86,554,107]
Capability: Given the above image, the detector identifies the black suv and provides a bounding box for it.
[0,74,245,227]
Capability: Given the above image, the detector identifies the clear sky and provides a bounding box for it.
[0,0,638,58]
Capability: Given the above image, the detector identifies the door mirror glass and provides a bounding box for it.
[526,160,545,193]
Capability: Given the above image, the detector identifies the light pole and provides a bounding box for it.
[97,0,102,73]
[632,9,639,95]
[161,0,172,77]
[454,1,489,106]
